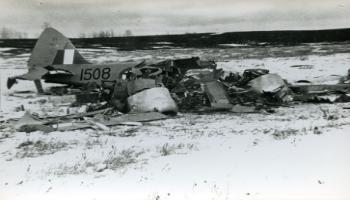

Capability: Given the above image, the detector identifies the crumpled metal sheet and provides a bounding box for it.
[230,104,259,113]
[248,73,291,102]
[204,81,232,110]
[101,112,168,126]
[236,68,269,86]
[13,111,54,133]
[127,87,178,114]
[13,111,46,130]
[248,74,286,93]
[127,78,156,96]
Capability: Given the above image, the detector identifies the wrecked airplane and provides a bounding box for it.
[7,28,214,93]
[5,28,295,115]
[6,28,217,114]
[6,27,350,132]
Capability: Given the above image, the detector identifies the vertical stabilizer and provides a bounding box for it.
[28,28,89,70]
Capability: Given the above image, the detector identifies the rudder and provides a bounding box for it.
[28,28,89,69]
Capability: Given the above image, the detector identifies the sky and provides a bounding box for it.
[0,0,349,37]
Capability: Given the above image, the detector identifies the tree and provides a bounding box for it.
[0,27,11,39]
[90,29,116,38]
[0,27,28,39]
[21,32,28,38]
[109,29,114,37]
[124,30,133,37]
[79,32,86,38]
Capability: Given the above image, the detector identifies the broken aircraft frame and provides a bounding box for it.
[7,28,215,93]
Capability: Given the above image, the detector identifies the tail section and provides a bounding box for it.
[28,27,89,70]
[7,28,89,90]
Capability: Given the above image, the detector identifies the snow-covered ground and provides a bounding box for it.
[1,44,350,200]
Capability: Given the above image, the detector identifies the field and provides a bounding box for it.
[1,42,350,200]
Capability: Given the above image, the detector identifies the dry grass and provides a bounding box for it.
[159,143,197,156]
[272,129,300,140]
[16,140,70,158]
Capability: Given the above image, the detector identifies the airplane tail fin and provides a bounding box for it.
[28,27,89,70]
[7,28,90,90]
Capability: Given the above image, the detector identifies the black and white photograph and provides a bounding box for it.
[0,0,350,199]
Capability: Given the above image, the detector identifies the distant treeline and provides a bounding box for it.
[1,28,350,50]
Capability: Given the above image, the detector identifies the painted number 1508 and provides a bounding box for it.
[80,68,111,80]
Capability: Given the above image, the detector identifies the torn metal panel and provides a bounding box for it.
[133,66,162,78]
[13,112,51,133]
[334,94,350,102]
[50,107,113,121]
[248,74,291,102]
[126,78,156,96]
[116,122,143,126]
[127,87,178,114]
[48,95,76,105]
[9,91,36,98]
[171,77,210,111]
[48,86,69,96]
[101,112,168,126]
[294,96,333,103]
[231,105,259,113]
[204,81,232,110]
[248,74,286,93]
[238,68,269,86]
[83,117,110,131]
[222,72,241,85]
[75,92,100,104]
[18,124,54,133]
[150,57,216,74]
[53,122,91,132]
[54,112,167,131]
[185,69,223,82]
[290,84,350,94]
[13,112,44,128]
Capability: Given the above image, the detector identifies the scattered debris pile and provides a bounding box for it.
[4,56,350,133]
